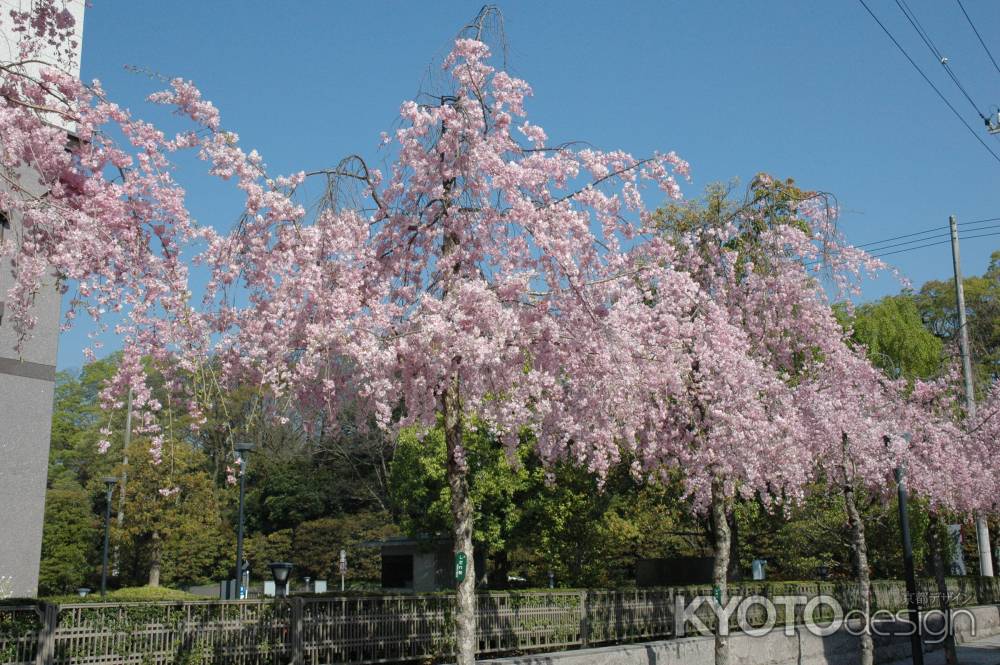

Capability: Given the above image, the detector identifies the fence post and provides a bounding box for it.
[290,597,304,665]
[34,603,57,665]
[579,590,589,648]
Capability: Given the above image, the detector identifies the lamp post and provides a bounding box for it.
[233,442,253,600]
[889,434,924,665]
[269,562,293,598]
[100,476,117,597]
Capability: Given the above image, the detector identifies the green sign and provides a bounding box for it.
[454,552,468,583]
[712,585,722,604]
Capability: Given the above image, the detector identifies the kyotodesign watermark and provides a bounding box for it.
[673,594,975,644]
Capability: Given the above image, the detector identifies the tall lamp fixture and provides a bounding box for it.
[888,433,923,665]
[233,442,254,599]
[100,476,118,597]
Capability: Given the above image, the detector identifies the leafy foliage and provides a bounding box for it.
[45,585,202,603]
[914,251,1000,393]
[38,480,97,596]
[842,295,944,380]
[291,512,395,585]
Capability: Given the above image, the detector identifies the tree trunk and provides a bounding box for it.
[927,513,958,665]
[711,477,730,665]
[840,432,872,665]
[844,486,873,665]
[436,97,475,664]
[148,530,161,588]
[444,381,476,665]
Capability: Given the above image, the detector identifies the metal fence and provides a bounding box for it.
[2,577,998,665]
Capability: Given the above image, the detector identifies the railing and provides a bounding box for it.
[2,577,998,665]
[0,604,41,665]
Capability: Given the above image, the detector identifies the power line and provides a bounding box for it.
[870,237,952,258]
[857,0,1000,165]
[959,216,1000,225]
[957,217,1000,231]
[897,0,941,59]
[954,0,1000,78]
[857,225,944,249]
[955,229,1000,243]
[870,230,1000,259]
[862,232,950,253]
[803,219,1000,266]
[847,217,1000,252]
[895,0,987,120]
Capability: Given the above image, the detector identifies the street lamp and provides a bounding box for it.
[269,562,293,598]
[100,476,117,597]
[233,442,254,600]
[887,434,924,665]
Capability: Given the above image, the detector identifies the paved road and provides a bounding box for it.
[890,635,1000,664]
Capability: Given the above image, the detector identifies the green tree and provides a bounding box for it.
[44,354,401,592]
[48,358,121,488]
[113,437,229,588]
[38,480,97,595]
[390,424,701,588]
[245,529,293,582]
[389,424,529,558]
[841,294,944,380]
[292,512,395,586]
[914,250,1000,392]
[244,454,346,534]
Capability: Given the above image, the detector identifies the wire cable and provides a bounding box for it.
[870,238,952,258]
[858,0,1000,165]
[870,229,1000,259]
[856,225,945,249]
[896,0,987,120]
[955,0,1000,78]
[833,217,1000,253]
[957,217,1000,232]
[803,222,1000,266]
[862,232,950,253]
[960,230,1000,242]
[853,219,1000,253]
[959,216,1000,226]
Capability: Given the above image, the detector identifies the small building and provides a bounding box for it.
[0,1,86,599]
[636,557,716,587]
[376,536,485,592]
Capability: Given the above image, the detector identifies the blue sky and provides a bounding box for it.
[57,0,1000,370]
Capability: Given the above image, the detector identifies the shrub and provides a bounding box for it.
[44,585,201,603]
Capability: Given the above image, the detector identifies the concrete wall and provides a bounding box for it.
[0,173,64,599]
[0,0,85,598]
[477,604,1000,665]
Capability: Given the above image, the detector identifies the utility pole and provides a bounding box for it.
[949,215,994,577]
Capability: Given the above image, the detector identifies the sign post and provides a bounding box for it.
[339,549,347,591]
